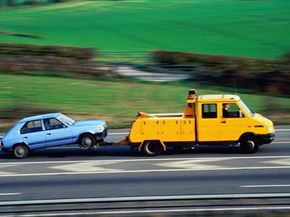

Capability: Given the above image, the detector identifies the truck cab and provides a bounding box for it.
[126,90,275,156]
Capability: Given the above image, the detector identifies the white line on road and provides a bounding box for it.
[0,192,22,196]
[241,184,290,188]
[1,165,290,178]
[2,155,290,165]
[276,129,290,132]
[109,132,128,135]
[273,141,290,144]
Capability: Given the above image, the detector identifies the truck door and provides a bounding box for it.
[220,103,247,141]
[197,103,220,142]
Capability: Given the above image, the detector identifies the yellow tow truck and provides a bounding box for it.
[114,89,275,156]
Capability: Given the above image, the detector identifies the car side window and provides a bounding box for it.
[222,103,244,118]
[202,104,217,118]
[20,120,43,134]
[44,118,66,130]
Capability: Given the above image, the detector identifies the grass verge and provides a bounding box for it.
[0,74,289,131]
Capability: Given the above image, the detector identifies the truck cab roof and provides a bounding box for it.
[198,94,240,102]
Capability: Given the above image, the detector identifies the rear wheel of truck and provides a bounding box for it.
[142,141,161,156]
[240,136,259,154]
[13,144,29,159]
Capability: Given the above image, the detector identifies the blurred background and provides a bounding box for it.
[0,0,290,131]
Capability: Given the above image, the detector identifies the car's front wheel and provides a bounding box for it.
[13,144,29,159]
[240,136,259,154]
[79,134,96,149]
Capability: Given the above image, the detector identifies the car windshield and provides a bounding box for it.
[239,100,253,116]
[57,114,76,126]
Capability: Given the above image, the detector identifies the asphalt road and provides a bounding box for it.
[0,126,290,215]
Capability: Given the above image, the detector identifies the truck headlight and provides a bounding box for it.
[98,126,105,132]
[268,126,274,133]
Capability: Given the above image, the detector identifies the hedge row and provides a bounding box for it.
[151,51,290,95]
[0,43,95,60]
[0,43,102,75]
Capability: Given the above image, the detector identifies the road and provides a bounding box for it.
[0,126,290,215]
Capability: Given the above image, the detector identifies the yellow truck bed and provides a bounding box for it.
[128,112,196,143]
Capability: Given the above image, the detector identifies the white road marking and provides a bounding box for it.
[109,132,128,135]
[241,184,290,188]
[266,158,290,166]
[0,165,16,176]
[50,162,121,173]
[276,129,290,132]
[1,156,290,178]
[1,166,290,178]
[0,192,22,196]
[157,158,225,170]
[273,141,290,144]
[2,155,290,166]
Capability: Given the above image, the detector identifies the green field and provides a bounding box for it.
[0,74,289,129]
[0,0,290,60]
[1,0,289,129]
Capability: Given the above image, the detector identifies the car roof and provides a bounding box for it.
[19,113,61,123]
[198,94,240,102]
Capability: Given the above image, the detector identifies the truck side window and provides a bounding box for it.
[222,103,244,118]
[202,104,217,118]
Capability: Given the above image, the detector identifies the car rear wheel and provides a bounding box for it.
[13,144,29,159]
[79,134,96,149]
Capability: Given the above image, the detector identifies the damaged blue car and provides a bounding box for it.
[0,113,107,158]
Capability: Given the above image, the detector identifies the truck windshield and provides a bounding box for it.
[58,114,76,126]
[239,100,253,116]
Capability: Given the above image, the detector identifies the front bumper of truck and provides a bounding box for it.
[257,133,275,145]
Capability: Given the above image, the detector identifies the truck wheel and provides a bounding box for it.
[142,141,161,156]
[79,134,96,149]
[240,136,259,154]
[13,144,29,159]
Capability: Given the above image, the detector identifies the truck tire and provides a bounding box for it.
[240,136,259,154]
[142,141,161,156]
[79,134,96,149]
[13,144,29,159]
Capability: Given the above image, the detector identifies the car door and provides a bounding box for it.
[20,120,46,149]
[43,118,73,147]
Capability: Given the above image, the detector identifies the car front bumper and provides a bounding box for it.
[257,133,275,145]
[95,128,108,140]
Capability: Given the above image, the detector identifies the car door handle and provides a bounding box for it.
[46,133,51,136]
[23,136,28,139]
[221,120,226,123]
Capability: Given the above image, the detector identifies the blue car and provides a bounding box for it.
[0,113,108,158]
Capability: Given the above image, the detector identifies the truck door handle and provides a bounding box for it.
[221,120,226,123]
